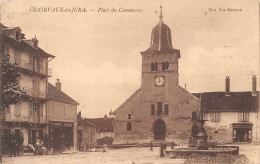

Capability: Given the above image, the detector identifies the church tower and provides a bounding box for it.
[141,6,180,102]
[114,6,199,142]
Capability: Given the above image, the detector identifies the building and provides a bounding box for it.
[77,113,96,151]
[113,7,199,143]
[1,24,54,148]
[47,79,79,151]
[193,76,259,143]
[86,116,114,140]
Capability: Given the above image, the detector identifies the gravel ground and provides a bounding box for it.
[3,147,185,164]
[2,144,259,164]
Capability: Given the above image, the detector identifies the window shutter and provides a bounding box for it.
[29,56,33,70]
[40,104,43,117]
[36,104,40,117]
[210,113,215,122]
[14,50,18,64]
[15,103,21,115]
[18,50,21,65]
[29,103,33,116]
[238,112,243,122]
[216,113,221,122]
[40,58,43,73]
[244,112,249,122]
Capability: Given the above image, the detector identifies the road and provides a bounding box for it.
[2,144,259,164]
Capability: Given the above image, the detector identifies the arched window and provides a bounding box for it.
[166,62,169,71]
[154,62,158,71]
[151,62,154,71]
[162,62,166,71]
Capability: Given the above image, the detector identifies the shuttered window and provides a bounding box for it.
[14,49,21,65]
[210,112,221,122]
[14,103,21,116]
[238,112,249,122]
[29,103,33,116]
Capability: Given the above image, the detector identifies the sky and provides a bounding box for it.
[0,0,259,118]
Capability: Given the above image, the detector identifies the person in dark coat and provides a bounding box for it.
[6,133,12,157]
[10,132,16,157]
[160,143,164,157]
[15,132,22,156]
[171,141,175,149]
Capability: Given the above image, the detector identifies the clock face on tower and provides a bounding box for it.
[154,76,165,86]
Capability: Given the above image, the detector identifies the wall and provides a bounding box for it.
[204,111,258,143]
[47,100,77,148]
[114,86,199,142]
[97,132,114,140]
[78,124,96,151]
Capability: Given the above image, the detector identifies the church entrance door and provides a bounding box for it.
[154,119,166,140]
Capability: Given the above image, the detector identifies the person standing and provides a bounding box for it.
[160,143,164,157]
[10,132,16,157]
[171,141,174,150]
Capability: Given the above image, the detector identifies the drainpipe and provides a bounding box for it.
[45,56,55,134]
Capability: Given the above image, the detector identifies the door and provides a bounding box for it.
[235,128,250,142]
[154,119,166,140]
[32,130,36,146]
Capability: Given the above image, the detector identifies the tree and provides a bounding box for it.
[0,53,26,158]
[1,54,25,108]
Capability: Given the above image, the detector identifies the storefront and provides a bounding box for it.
[49,121,74,150]
[232,123,252,143]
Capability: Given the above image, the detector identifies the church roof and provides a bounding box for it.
[143,6,176,53]
[193,91,259,112]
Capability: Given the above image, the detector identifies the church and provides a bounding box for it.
[114,7,200,143]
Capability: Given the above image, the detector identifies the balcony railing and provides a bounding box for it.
[11,58,48,75]
[5,115,46,123]
[21,87,46,99]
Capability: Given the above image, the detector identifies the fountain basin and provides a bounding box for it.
[165,146,239,159]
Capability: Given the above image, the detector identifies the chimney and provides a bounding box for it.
[55,79,61,90]
[252,75,257,96]
[225,76,230,96]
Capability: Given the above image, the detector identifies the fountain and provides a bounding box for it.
[165,111,239,159]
